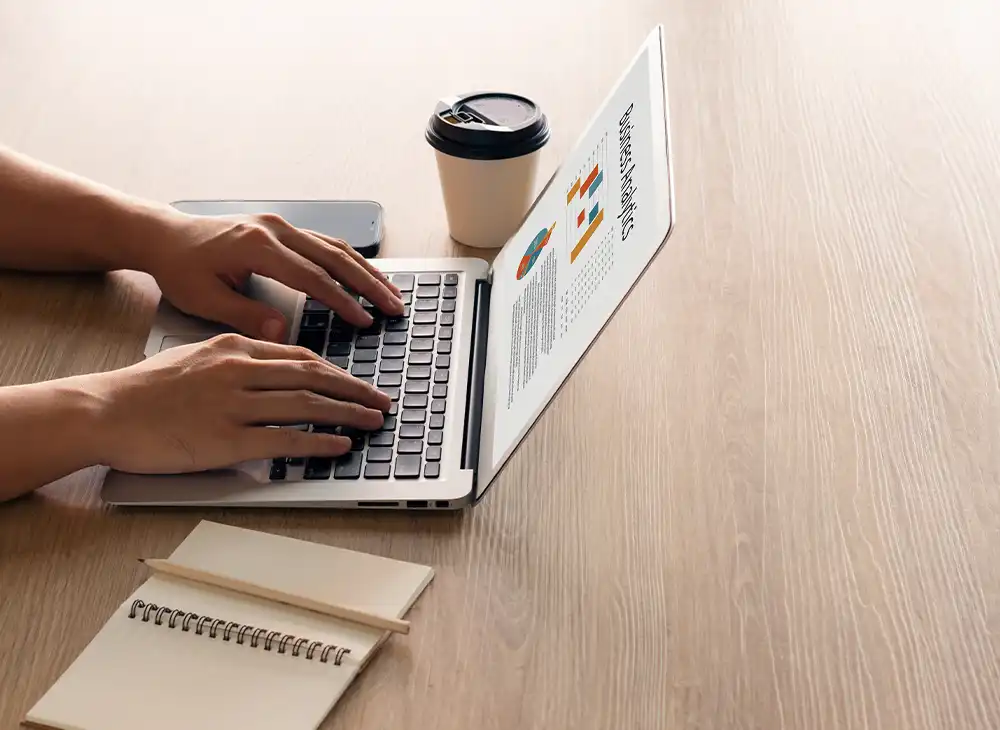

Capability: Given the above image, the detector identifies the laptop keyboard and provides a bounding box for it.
[269,272,459,483]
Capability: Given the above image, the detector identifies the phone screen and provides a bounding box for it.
[170,200,384,257]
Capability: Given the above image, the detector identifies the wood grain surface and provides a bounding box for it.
[2,0,1000,728]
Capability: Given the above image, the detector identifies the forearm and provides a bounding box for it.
[0,146,179,273]
[0,377,108,502]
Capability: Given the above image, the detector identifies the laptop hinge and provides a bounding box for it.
[460,279,491,480]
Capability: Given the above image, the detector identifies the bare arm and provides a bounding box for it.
[0,146,169,273]
[0,377,107,502]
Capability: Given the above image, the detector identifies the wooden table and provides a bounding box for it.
[2,1,999,727]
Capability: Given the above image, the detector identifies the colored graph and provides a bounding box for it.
[516,223,556,280]
[566,134,608,264]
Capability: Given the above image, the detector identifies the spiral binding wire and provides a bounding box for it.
[127,599,351,666]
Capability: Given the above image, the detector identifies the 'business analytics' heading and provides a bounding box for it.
[618,103,638,241]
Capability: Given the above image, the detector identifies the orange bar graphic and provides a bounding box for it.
[580,165,600,197]
[566,178,581,204]
[577,209,586,227]
[570,209,604,263]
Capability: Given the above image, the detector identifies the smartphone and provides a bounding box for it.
[170,199,385,258]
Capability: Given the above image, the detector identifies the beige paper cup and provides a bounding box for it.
[426,92,550,249]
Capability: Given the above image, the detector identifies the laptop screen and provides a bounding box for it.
[476,27,674,498]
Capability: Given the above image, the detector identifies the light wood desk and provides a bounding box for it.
[2,1,999,728]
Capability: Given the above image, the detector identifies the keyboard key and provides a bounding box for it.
[432,384,448,399]
[430,414,445,429]
[437,341,452,354]
[392,274,415,291]
[414,311,437,325]
[388,402,399,416]
[380,415,397,431]
[295,329,325,353]
[398,439,423,454]
[426,446,442,462]
[381,387,400,402]
[403,394,428,409]
[410,338,434,352]
[416,286,440,299]
[358,322,382,337]
[359,297,376,310]
[304,458,333,480]
[401,409,427,424]
[394,455,422,479]
[326,356,349,369]
[428,430,444,446]
[369,432,395,447]
[366,447,393,462]
[412,325,435,338]
[356,335,380,349]
[400,424,425,439]
[353,349,377,363]
[434,369,449,384]
[329,323,354,343]
[300,310,330,329]
[408,351,432,366]
[380,359,404,373]
[381,345,406,359]
[418,273,442,286]
[378,373,402,387]
[287,457,306,466]
[424,462,441,479]
[441,300,456,313]
[407,366,431,380]
[431,399,446,414]
[269,458,287,481]
[405,380,429,394]
[365,462,391,479]
[414,299,438,312]
[443,273,459,286]
[326,341,352,357]
[304,298,330,311]
[440,312,455,326]
[334,452,362,479]
[351,363,376,377]
[338,427,366,451]
[386,317,410,332]
[439,327,453,341]
[384,331,408,346]
[357,376,374,385]
[435,355,451,369]
[442,286,458,299]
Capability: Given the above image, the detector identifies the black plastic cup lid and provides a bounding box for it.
[426,92,550,161]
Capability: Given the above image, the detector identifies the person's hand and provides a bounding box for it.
[86,334,389,474]
[142,211,404,341]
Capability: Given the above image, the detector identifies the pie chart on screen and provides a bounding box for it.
[516,223,555,281]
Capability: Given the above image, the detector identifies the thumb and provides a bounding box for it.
[188,279,287,342]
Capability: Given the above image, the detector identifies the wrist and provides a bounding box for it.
[52,375,114,469]
[94,194,187,275]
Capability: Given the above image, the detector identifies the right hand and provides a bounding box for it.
[88,334,388,474]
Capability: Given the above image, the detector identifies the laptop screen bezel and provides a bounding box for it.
[473,26,676,502]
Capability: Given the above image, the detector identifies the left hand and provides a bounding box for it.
[143,212,403,341]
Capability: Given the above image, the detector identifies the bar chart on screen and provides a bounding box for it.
[565,132,610,264]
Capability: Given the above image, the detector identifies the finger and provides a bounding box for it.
[236,428,352,462]
[304,230,402,297]
[240,391,385,431]
[192,280,288,342]
[247,360,391,412]
[247,241,374,327]
[277,228,404,316]
[232,338,324,362]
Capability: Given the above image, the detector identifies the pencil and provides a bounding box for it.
[138,558,410,635]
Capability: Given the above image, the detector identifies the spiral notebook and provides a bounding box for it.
[24,521,434,730]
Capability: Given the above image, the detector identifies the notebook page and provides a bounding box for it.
[24,577,366,730]
[167,521,434,618]
[25,523,434,730]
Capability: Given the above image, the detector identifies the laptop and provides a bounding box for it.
[101,26,675,509]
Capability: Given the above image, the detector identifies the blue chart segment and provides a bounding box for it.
[516,223,556,281]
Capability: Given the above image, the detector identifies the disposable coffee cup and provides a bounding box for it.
[426,92,550,249]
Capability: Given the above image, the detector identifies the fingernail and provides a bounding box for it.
[261,318,284,341]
